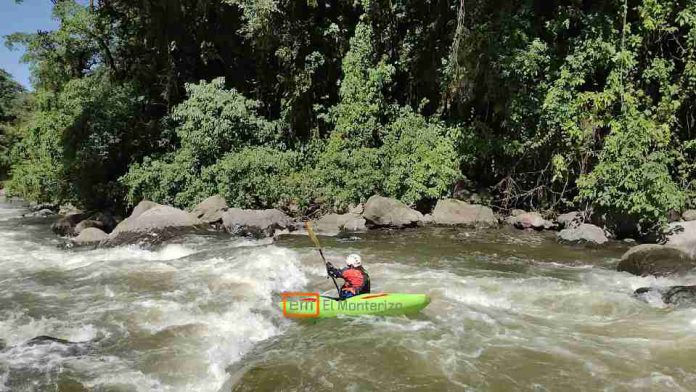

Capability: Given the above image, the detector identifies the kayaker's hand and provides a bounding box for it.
[326,262,340,277]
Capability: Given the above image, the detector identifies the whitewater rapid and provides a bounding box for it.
[0,199,310,391]
[1,199,696,391]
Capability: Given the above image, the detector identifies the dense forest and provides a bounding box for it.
[1,0,695,235]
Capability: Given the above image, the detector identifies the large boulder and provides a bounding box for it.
[102,202,204,246]
[557,223,608,245]
[666,221,696,255]
[363,195,423,228]
[617,244,696,276]
[221,208,293,237]
[129,200,159,219]
[634,286,696,309]
[682,210,696,222]
[556,211,582,229]
[191,195,229,224]
[51,213,86,236]
[431,199,497,227]
[72,228,108,247]
[506,211,553,230]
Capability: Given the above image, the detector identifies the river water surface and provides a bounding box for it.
[1,198,695,391]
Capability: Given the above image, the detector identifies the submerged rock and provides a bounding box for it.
[557,223,608,245]
[102,202,204,246]
[363,195,423,228]
[617,244,696,276]
[191,195,228,224]
[72,228,108,246]
[431,199,496,227]
[634,286,696,309]
[221,208,293,237]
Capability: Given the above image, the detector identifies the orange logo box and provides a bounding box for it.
[281,292,320,318]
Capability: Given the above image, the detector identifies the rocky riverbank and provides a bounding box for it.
[25,192,696,307]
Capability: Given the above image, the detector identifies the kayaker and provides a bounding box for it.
[327,254,370,300]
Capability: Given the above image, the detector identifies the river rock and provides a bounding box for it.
[221,208,293,237]
[24,208,56,218]
[191,195,228,224]
[666,221,696,255]
[634,286,696,309]
[28,202,58,213]
[507,211,553,230]
[663,286,696,308]
[51,213,87,236]
[75,219,100,234]
[510,209,526,217]
[349,204,364,215]
[74,212,118,234]
[58,203,83,216]
[130,200,159,219]
[344,217,367,231]
[431,199,497,227]
[683,210,696,222]
[315,213,367,234]
[363,195,423,228]
[557,223,608,245]
[617,244,696,276]
[102,203,204,246]
[557,211,582,229]
[72,228,108,246]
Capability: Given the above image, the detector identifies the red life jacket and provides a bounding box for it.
[341,267,369,294]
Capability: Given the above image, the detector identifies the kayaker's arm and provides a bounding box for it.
[326,263,344,279]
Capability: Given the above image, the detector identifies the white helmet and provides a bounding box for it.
[346,254,362,268]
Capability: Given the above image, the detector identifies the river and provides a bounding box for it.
[0,198,695,391]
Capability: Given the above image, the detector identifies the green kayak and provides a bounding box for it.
[280,292,431,318]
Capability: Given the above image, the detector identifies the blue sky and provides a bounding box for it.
[1,1,58,89]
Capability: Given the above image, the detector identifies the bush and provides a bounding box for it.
[577,113,685,231]
[7,74,141,208]
[171,78,278,165]
[314,134,382,210]
[382,110,460,205]
[205,146,302,209]
[121,149,210,209]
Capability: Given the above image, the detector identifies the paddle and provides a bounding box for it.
[305,221,341,296]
